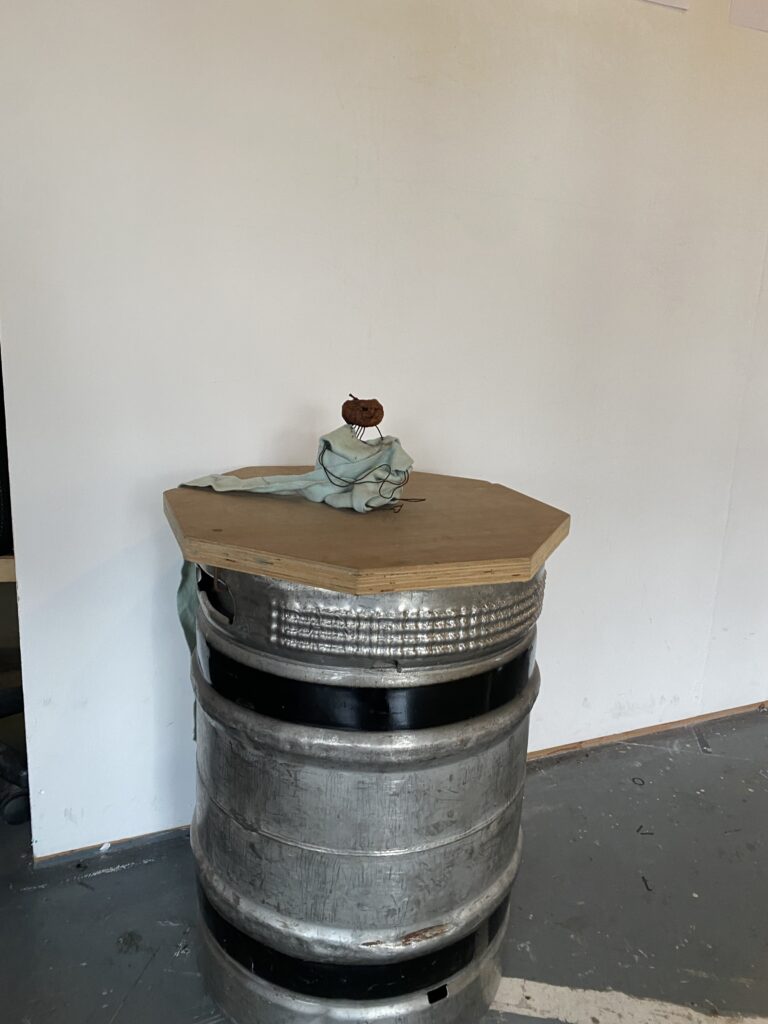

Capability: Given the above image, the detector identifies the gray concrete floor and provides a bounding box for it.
[1,709,766,1023]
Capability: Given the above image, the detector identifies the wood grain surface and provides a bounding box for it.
[164,467,570,594]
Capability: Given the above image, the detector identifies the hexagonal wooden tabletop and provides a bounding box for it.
[164,467,570,595]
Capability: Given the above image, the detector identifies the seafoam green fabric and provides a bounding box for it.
[177,559,198,652]
[176,426,414,650]
[183,425,413,514]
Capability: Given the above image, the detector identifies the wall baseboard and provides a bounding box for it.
[33,824,190,869]
[32,701,765,865]
[528,699,767,761]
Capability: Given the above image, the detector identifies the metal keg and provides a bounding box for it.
[191,565,545,1023]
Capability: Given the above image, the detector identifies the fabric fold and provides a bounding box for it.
[183,425,413,513]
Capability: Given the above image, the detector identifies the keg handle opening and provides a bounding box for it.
[197,567,235,625]
[428,985,449,1005]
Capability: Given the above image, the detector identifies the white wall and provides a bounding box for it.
[0,0,766,858]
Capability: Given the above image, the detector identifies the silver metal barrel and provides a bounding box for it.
[191,567,545,1023]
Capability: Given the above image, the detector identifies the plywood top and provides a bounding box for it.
[163,467,570,595]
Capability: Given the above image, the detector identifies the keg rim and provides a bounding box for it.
[199,607,538,687]
[197,881,510,997]
[196,569,544,688]
[192,657,540,767]
[196,629,535,732]
[197,886,508,1021]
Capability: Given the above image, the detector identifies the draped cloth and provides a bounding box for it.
[177,425,414,650]
[182,425,414,514]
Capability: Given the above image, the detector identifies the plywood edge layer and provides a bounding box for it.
[529,514,571,576]
[163,488,571,593]
[0,554,16,583]
[528,699,767,762]
[172,537,543,593]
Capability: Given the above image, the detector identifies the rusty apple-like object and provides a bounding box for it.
[342,397,384,428]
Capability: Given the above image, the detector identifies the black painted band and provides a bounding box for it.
[200,886,509,1001]
[196,630,535,732]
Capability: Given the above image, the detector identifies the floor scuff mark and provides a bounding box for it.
[106,946,159,1024]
